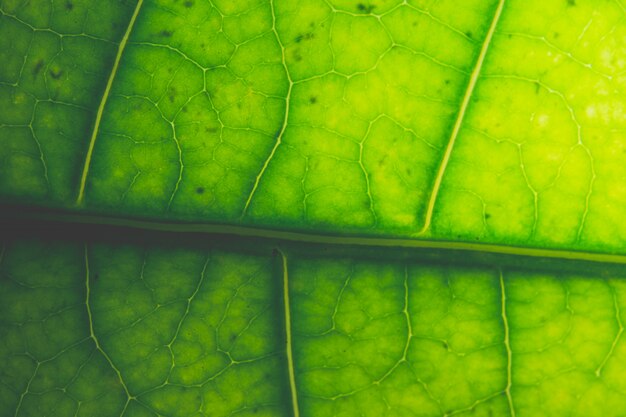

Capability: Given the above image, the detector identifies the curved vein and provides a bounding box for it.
[76,0,144,205]
[419,0,506,234]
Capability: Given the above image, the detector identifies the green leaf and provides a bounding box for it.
[3,0,626,415]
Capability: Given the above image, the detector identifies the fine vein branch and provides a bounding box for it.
[84,245,133,414]
[76,0,144,205]
[419,0,506,234]
[241,0,292,217]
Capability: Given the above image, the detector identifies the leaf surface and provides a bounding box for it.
[2,233,626,417]
[3,0,626,416]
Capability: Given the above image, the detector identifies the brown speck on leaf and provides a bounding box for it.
[184,0,194,7]
[196,187,205,194]
[65,1,74,11]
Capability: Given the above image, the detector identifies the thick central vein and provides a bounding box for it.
[278,249,300,417]
[76,0,144,205]
[21,210,626,266]
[419,0,506,234]
[241,0,292,217]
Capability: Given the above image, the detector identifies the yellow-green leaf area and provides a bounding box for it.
[5,0,626,253]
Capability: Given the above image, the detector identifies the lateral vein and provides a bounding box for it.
[278,248,300,417]
[419,0,506,234]
[500,269,516,417]
[76,0,144,205]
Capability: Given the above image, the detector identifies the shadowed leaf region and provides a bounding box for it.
[4,1,626,253]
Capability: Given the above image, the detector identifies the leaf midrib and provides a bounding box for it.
[6,208,626,266]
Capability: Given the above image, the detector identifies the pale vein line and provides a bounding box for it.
[418,0,506,235]
[14,363,39,417]
[84,245,134,416]
[166,255,211,381]
[499,269,516,417]
[75,0,144,205]
[596,283,623,377]
[240,0,292,217]
[278,249,300,417]
[374,265,412,384]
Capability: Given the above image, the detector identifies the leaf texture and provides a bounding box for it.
[3,0,626,416]
[4,0,626,251]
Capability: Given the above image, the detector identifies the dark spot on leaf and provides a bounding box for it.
[309,96,317,104]
[94,273,99,280]
[553,32,560,38]
[567,0,576,5]
[406,168,412,175]
[442,341,448,349]
[444,79,450,85]
[357,3,376,13]
[485,213,491,219]
[65,1,74,11]
[205,127,218,133]
[295,32,314,43]
[49,68,63,80]
[534,81,541,94]
[272,248,279,257]
[466,31,473,39]
[33,59,44,77]
[160,30,173,37]
[229,334,236,342]
[196,187,205,194]
[184,0,194,7]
